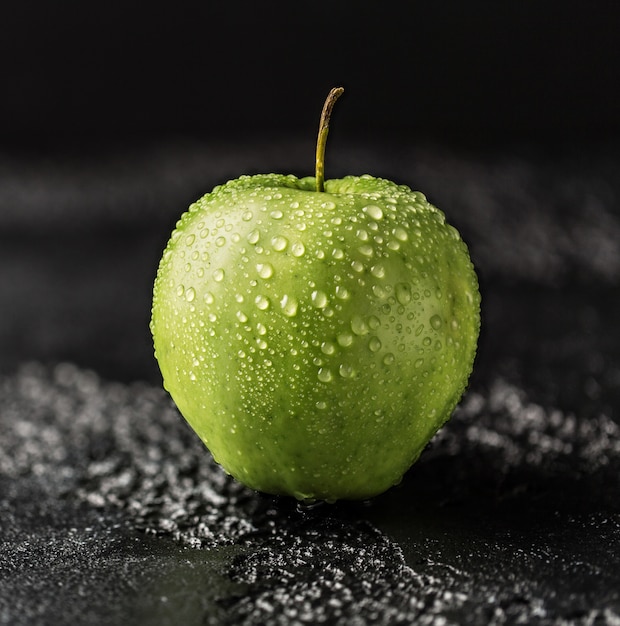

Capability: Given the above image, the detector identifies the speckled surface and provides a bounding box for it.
[1,140,620,624]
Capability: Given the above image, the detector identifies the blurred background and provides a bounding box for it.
[1,0,620,390]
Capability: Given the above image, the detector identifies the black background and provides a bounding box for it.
[2,1,619,150]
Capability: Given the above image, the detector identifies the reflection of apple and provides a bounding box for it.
[150,88,480,501]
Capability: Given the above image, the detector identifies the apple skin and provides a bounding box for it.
[151,174,480,501]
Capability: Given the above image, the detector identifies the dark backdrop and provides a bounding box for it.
[2,4,620,624]
[2,1,620,150]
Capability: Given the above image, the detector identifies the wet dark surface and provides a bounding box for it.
[1,139,620,624]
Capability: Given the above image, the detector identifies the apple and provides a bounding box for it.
[150,88,480,501]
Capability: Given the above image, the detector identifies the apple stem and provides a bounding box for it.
[315,87,344,193]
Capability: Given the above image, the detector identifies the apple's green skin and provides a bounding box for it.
[151,174,480,501]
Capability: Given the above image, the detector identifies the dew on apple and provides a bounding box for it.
[371,263,386,279]
[363,205,384,220]
[351,316,369,336]
[213,269,225,282]
[337,333,354,348]
[254,295,270,310]
[257,263,274,279]
[317,368,333,383]
[339,364,354,378]
[367,316,381,330]
[430,314,443,330]
[321,341,336,355]
[311,290,328,308]
[290,241,305,257]
[383,353,396,365]
[185,287,196,302]
[368,337,382,352]
[271,235,288,251]
[247,229,260,244]
[280,295,298,317]
[395,282,412,304]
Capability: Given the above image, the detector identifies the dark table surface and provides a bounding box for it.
[1,138,619,625]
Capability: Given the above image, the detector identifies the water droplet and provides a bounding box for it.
[184,262,192,273]
[213,269,225,282]
[393,227,408,242]
[311,290,328,308]
[242,210,253,221]
[271,235,288,251]
[255,295,270,310]
[291,242,305,257]
[185,234,195,246]
[337,333,354,347]
[189,371,197,381]
[423,336,432,347]
[236,310,248,323]
[322,201,336,210]
[356,229,369,241]
[321,341,336,355]
[176,284,185,298]
[332,248,344,260]
[335,285,350,300]
[368,315,381,330]
[395,283,412,304]
[318,368,333,382]
[280,294,298,316]
[270,209,283,220]
[351,260,364,273]
[415,324,424,336]
[451,319,459,330]
[290,201,300,209]
[372,284,389,299]
[204,291,215,305]
[257,323,267,336]
[339,363,354,378]
[358,244,374,257]
[383,353,395,365]
[415,358,424,368]
[185,287,196,302]
[247,230,260,244]
[316,400,328,410]
[351,315,369,336]
[430,314,443,330]
[368,337,382,352]
[371,263,386,278]
[257,263,274,279]
[364,205,383,220]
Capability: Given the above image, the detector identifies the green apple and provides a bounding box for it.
[150,88,480,501]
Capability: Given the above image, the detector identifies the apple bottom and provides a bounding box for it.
[166,370,464,502]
